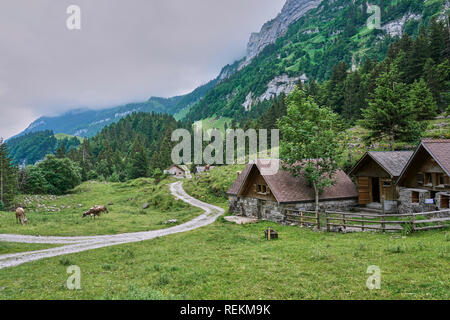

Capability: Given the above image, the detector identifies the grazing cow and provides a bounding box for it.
[82,205,109,219]
[15,207,28,225]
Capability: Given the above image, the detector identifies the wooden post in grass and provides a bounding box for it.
[326,211,330,232]
[316,210,320,231]
[381,215,386,233]
[300,211,304,227]
[361,215,365,232]
[343,213,347,232]
[411,213,416,233]
[268,227,271,240]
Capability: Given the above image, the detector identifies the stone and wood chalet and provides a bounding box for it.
[227,160,358,223]
[348,151,413,213]
[164,164,188,179]
[396,139,450,213]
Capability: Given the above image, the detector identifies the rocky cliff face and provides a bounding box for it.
[241,0,321,68]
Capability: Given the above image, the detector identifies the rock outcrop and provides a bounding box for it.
[242,74,307,111]
[382,12,422,37]
[241,0,321,69]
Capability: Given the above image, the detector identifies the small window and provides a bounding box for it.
[425,173,432,186]
[438,174,445,186]
[412,191,419,203]
[416,174,424,185]
[257,185,262,193]
[383,182,392,188]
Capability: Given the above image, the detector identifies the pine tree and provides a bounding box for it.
[408,78,438,120]
[0,138,17,208]
[55,142,67,158]
[127,137,149,179]
[343,71,364,123]
[360,66,421,150]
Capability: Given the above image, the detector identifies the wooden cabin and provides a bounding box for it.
[349,151,413,212]
[227,160,358,223]
[396,139,450,213]
[164,165,187,179]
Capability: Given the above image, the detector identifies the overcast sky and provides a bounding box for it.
[0,0,285,139]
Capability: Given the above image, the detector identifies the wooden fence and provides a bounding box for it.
[285,209,320,229]
[284,208,450,233]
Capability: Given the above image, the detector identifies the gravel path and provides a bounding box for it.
[0,182,224,270]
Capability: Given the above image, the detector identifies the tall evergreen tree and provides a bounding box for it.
[55,142,67,158]
[127,137,149,179]
[360,66,422,150]
[0,138,17,208]
[408,78,438,120]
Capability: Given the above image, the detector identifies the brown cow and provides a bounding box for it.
[82,205,109,219]
[15,207,28,225]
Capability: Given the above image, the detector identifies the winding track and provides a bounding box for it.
[0,182,224,270]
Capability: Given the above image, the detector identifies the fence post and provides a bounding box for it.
[343,213,347,232]
[381,215,386,233]
[300,211,304,228]
[361,214,365,232]
[326,211,330,232]
[411,213,415,233]
[316,210,320,231]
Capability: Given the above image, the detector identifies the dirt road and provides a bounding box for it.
[0,182,224,270]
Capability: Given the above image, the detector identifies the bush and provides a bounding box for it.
[0,201,5,211]
[37,155,82,195]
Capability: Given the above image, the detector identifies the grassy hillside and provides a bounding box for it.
[0,165,448,299]
[185,0,447,122]
[0,220,448,299]
[0,178,201,236]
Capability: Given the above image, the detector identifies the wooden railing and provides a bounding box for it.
[284,208,450,233]
[285,209,320,229]
[324,210,450,233]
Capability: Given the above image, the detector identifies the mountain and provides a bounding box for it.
[12,61,239,140]
[241,0,322,68]
[6,130,81,166]
[184,0,448,122]
[13,0,449,141]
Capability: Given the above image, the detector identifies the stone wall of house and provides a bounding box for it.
[436,192,450,212]
[228,196,357,224]
[398,188,431,214]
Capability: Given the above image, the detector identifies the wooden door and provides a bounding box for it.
[357,177,370,205]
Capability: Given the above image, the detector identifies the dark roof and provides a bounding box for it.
[227,160,358,203]
[396,139,450,184]
[422,139,450,176]
[349,151,413,178]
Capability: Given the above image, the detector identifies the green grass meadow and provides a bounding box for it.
[0,220,448,300]
[0,178,201,236]
[0,166,448,299]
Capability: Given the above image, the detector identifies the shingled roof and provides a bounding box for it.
[396,139,450,185]
[227,160,358,204]
[349,151,413,178]
[421,139,450,175]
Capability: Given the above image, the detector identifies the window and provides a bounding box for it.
[383,182,392,188]
[424,173,432,186]
[412,191,419,203]
[416,174,424,185]
[256,184,270,195]
[438,174,445,186]
[441,195,449,209]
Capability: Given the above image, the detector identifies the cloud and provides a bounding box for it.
[0,0,285,139]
